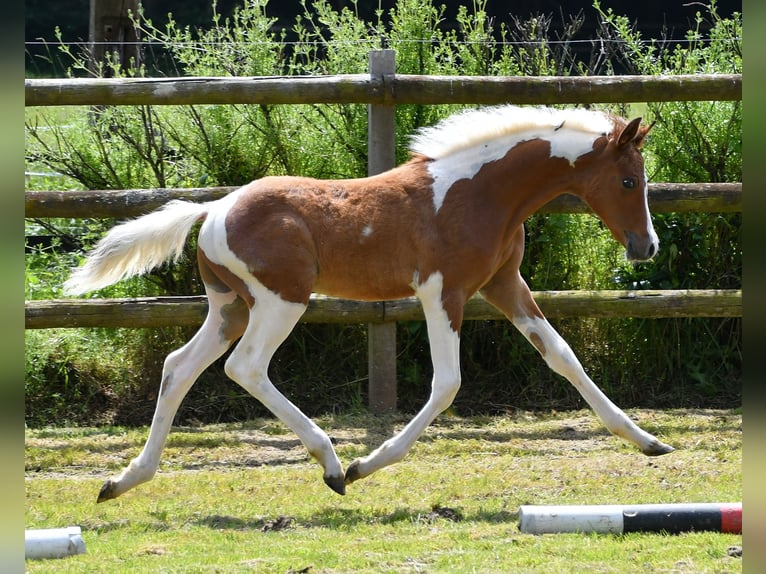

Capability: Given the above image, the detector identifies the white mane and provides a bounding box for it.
[409,105,615,160]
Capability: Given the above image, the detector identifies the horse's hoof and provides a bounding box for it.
[344,459,362,484]
[323,474,346,496]
[643,441,675,456]
[97,479,118,503]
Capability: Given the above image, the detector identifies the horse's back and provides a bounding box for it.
[202,167,435,302]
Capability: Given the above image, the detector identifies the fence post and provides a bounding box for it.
[88,0,141,75]
[367,49,397,413]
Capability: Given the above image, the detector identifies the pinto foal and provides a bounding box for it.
[64,105,673,502]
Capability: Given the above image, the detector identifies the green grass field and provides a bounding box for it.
[25,408,741,573]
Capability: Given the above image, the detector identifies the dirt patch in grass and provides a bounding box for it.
[25,408,741,481]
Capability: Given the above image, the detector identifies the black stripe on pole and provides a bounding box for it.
[622,503,737,534]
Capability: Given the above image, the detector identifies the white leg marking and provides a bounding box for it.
[223,283,344,489]
[348,272,461,480]
[513,314,673,455]
[100,289,241,500]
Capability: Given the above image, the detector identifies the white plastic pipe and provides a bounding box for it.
[25,526,86,560]
[518,502,742,535]
[520,504,625,534]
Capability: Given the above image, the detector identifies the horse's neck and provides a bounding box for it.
[464,138,589,222]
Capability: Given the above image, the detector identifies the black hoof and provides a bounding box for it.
[323,475,346,495]
[344,460,362,484]
[643,442,675,456]
[97,480,117,503]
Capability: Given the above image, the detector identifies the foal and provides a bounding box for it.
[64,105,673,502]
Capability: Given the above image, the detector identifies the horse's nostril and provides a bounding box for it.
[648,243,656,258]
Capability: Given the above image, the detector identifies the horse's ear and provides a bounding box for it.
[634,120,656,149]
[617,117,642,148]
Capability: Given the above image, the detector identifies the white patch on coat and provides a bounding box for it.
[642,169,660,250]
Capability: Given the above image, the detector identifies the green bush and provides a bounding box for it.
[590,0,741,407]
[24,0,741,426]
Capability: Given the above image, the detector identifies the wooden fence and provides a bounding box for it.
[25,74,741,107]
[24,54,742,411]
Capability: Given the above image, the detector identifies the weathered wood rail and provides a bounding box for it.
[25,290,742,330]
[25,182,742,219]
[25,73,741,107]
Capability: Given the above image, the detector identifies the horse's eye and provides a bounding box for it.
[622,177,636,189]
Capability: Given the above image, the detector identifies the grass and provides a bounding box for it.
[25,408,742,573]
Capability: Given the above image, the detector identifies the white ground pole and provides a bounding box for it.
[25,526,86,560]
[520,505,625,534]
[518,503,742,535]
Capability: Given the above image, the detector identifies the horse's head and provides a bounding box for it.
[581,116,658,261]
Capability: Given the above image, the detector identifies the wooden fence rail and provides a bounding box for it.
[25,73,741,107]
[25,182,741,219]
[25,290,742,330]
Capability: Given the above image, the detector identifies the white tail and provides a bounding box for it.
[63,200,211,295]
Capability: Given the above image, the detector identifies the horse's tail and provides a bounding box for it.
[63,200,212,295]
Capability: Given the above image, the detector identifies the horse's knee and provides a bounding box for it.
[432,376,461,412]
[162,347,183,373]
[158,358,185,401]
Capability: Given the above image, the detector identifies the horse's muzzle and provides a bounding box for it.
[625,230,658,262]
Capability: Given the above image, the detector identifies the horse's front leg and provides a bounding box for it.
[345,272,463,485]
[481,266,674,457]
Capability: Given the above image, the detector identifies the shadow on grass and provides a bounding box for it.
[26,409,741,475]
[190,505,519,532]
[305,505,519,529]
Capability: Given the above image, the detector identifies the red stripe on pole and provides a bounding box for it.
[720,502,742,534]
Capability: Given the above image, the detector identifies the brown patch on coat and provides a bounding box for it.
[217,298,248,343]
[529,331,547,356]
[197,247,251,342]
[224,159,434,304]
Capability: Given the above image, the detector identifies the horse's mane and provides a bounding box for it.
[409,105,617,160]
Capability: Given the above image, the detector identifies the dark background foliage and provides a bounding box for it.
[25,0,741,76]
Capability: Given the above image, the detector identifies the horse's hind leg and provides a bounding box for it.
[481,258,674,456]
[97,287,248,502]
[223,283,346,494]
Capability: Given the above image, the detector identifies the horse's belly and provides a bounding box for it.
[313,265,416,301]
